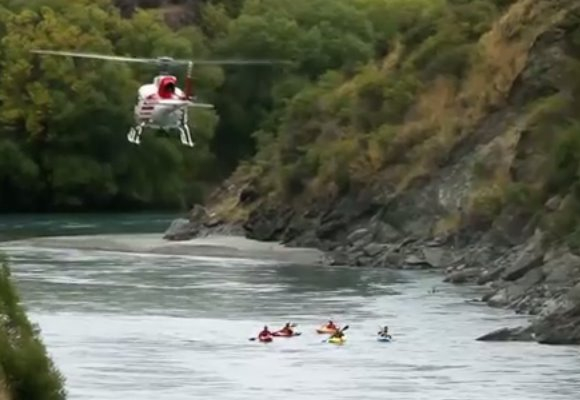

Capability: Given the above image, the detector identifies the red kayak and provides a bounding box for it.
[258,335,273,343]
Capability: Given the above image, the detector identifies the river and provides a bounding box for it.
[1,215,579,400]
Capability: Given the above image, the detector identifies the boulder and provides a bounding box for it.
[530,283,580,344]
[444,267,480,284]
[163,218,198,241]
[372,222,402,242]
[543,251,580,286]
[502,230,545,281]
[363,243,389,258]
[477,264,505,285]
[422,247,446,268]
[347,228,372,245]
[476,326,535,342]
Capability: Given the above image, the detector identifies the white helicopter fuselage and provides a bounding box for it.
[127,75,213,147]
[134,80,187,130]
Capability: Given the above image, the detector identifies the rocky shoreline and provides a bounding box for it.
[164,202,580,345]
[162,5,580,345]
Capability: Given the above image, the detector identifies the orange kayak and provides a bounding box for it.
[316,326,339,334]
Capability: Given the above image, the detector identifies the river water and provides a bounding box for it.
[1,215,579,400]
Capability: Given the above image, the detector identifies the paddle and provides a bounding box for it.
[322,325,349,343]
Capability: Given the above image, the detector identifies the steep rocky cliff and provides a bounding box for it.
[167,0,580,344]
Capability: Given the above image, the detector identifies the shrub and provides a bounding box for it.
[547,122,580,193]
[0,255,66,400]
[465,184,505,226]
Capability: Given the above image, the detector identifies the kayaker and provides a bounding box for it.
[378,326,391,338]
[279,322,294,335]
[258,326,272,339]
[329,329,345,340]
[326,320,338,330]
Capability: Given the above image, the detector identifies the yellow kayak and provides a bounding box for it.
[328,336,346,345]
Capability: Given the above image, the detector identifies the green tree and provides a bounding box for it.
[0,1,220,211]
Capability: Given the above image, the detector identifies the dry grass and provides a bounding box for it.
[461,0,571,115]
[392,0,576,194]
[433,212,463,237]
[210,193,252,223]
[381,39,404,71]
[206,162,265,222]
[209,0,580,220]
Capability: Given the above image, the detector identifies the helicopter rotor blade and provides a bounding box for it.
[30,49,293,67]
[187,59,293,66]
[30,49,155,64]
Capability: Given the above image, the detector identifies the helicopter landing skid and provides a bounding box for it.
[127,122,194,147]
[127,123,145,145]
[178,124,194,147]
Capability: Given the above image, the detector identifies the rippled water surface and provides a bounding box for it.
[2,242,580,400]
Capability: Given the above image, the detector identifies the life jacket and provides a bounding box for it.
[259,329,271,338]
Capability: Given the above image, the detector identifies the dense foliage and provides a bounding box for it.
[218,0,518,196]
[0,254,66,400]
[209,0,580,249]
[0,0,220,212]
[1,0,579,230]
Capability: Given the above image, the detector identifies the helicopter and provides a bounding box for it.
[30,49,286,148]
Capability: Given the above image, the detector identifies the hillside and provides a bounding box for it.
[173,0,580,344]
[2,0,580,343]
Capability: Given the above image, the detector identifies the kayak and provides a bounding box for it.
[316,326,338,334]
[272,331,302,337]
[377,336,391,342]
[328,336,346,345]
[258,336,273,343]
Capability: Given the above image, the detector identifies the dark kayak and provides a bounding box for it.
[272,331,302,337]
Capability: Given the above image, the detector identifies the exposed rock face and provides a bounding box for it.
[476,326,535,342]
[163,204,244,240]
[167,2,580,345]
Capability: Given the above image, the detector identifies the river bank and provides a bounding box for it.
[165,2,580,346]
[0,233,327,266]
[162,203,580,345]
[7,238,579,400]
